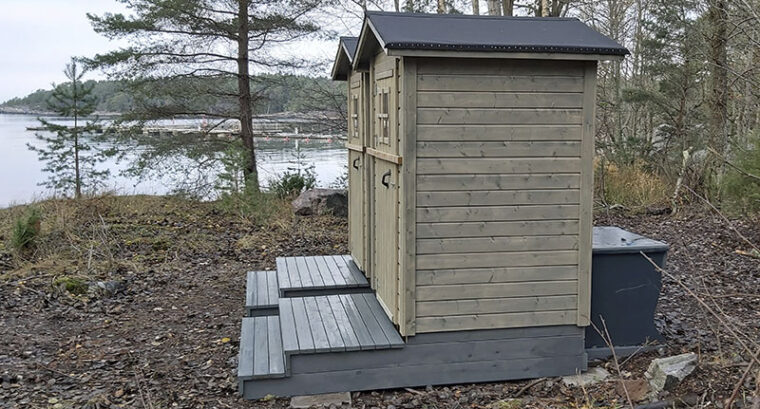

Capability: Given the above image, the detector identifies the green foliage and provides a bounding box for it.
[723,138,760,213]
[27,59,113,198]
[217,187,279,224]
[53,276,89,296]
[11,208,41,253]
[268,141,316,198]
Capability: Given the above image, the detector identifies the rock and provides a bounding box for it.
[561,367,611,387]
[292,189,348,217]
[290,392,352,408]
[615,379,650,402]
[89,280,127,296]
[644,352,697,396]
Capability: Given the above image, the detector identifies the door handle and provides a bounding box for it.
[381,170,391,188]
[352,157,360,170]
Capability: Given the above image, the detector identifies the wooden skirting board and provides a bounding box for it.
[240,325,586,399]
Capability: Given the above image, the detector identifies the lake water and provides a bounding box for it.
[0,114,347,208]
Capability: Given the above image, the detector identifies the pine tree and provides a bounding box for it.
[28,58,110,199]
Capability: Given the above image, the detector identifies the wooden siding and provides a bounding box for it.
[413,58,588,333]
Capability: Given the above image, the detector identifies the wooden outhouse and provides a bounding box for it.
[334,12,628,337]
[237,12,628,400]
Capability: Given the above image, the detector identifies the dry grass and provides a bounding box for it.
[595,160,671,211]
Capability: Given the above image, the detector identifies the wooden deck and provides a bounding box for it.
[238,254,587,399]
[275,255,370,297]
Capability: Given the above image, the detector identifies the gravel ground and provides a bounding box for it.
[0,197,758,408]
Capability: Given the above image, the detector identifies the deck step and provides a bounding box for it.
[279,293,404,354]
[237,316,286,381]
[245,271,279,317]
[275,255,371,297]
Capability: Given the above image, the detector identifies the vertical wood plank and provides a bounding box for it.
[290,297,315,353]
[285,257,302,289]
[278,299,299,353]
[252,316,268,376]
[338,294,375,350]
[399,56,417,336]
[256,270,268,306]
[266,271,278,305]
[267,316,284,375]
[276,257,290,295]
[327,295,361,351]
[313,255,337,288]
[303,297,331,352]
[316,296,346,350]
[237,317,255,377]
[577,61,596,327]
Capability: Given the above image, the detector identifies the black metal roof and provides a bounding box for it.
[364,11,628,56]
[331,36,359,81]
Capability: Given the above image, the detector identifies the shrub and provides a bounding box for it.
[723,139,760,213]
[268,170,316,198]
[53,276,89,296]
[11,208,42,253]
[595,160,670,211]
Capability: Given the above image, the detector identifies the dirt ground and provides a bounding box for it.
[0,196,758,409]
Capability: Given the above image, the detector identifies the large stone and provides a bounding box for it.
[292,189,348,217]
[644,352,697,396]
[561,367,611,387]
[290,392,351,408]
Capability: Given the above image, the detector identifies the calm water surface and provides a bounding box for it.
[0,114,347,207]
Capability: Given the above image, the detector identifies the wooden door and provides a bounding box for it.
[372,158,399,323]
[348,149,365,270]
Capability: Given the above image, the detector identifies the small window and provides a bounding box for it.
[377,88,390,145]
[351,95,359,137]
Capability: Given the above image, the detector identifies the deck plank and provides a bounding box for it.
[349,293,391,348]
[253,317,269,376]
[304,256,327,289]
[343,255,367,284]
[316,296,346,351]
[327,295,361,351]
[338,294,375,350]
[267,316,285,375]
[266,271,279,306]
[286,257,306,289]
[295,256,315,288]
[303,297,331,352]
[359,293,405,347]
[276,258,291,293]
[256,270,269,306]
[246,272,256,310]
[290,298,315,353]
[238,318,255,377]
[314,256,338,288]
[325,255,356,287]
[279,299,299,353]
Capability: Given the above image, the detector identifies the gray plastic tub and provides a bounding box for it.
[586,226,669,358]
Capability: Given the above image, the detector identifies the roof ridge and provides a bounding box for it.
[364,10,579,21]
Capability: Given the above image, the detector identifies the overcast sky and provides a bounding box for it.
[0,0,349,102]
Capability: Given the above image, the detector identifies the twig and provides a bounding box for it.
[515,377,549,397]
[591,317,634,409]
[683,185,760,254]
[726,348,760,409]
[708,147,760,183]
[404,387,424,395]
[640,252,760,366]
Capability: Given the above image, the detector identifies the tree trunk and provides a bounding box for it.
[437,0,445,13]
[541,0,549,16]
[394,0,400,11]
[707,0,728,190]
[237,0,259,192]
[487,0,501,15]
[502,0,514,16]
[73,61,81,199]
[472,0,479,15]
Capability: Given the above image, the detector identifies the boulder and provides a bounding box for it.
[644,352,697,396]
[292,189,348,217]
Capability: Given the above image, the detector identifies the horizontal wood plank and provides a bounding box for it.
[417,158,581,174]
[417,125,582,141]
[417,108,583,125]
[416,295,578,317]
[416,204,579,223]
[417,190,580,207]
[417,174,580,191]
[416,281,578,301]
[415,58,585,76]
[416,141,581,158]
[417,92,584,109]
[416,265,579,285]
[416,235,579,254]
[416,310,576,332]
[417,75,584,92]
[417,250,578,269]
[416,220,579,238]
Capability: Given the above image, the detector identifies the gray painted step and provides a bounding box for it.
[237,316,286,380]
[245,271,279,317]
[279,293,404,355]
[276,255,371,297]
